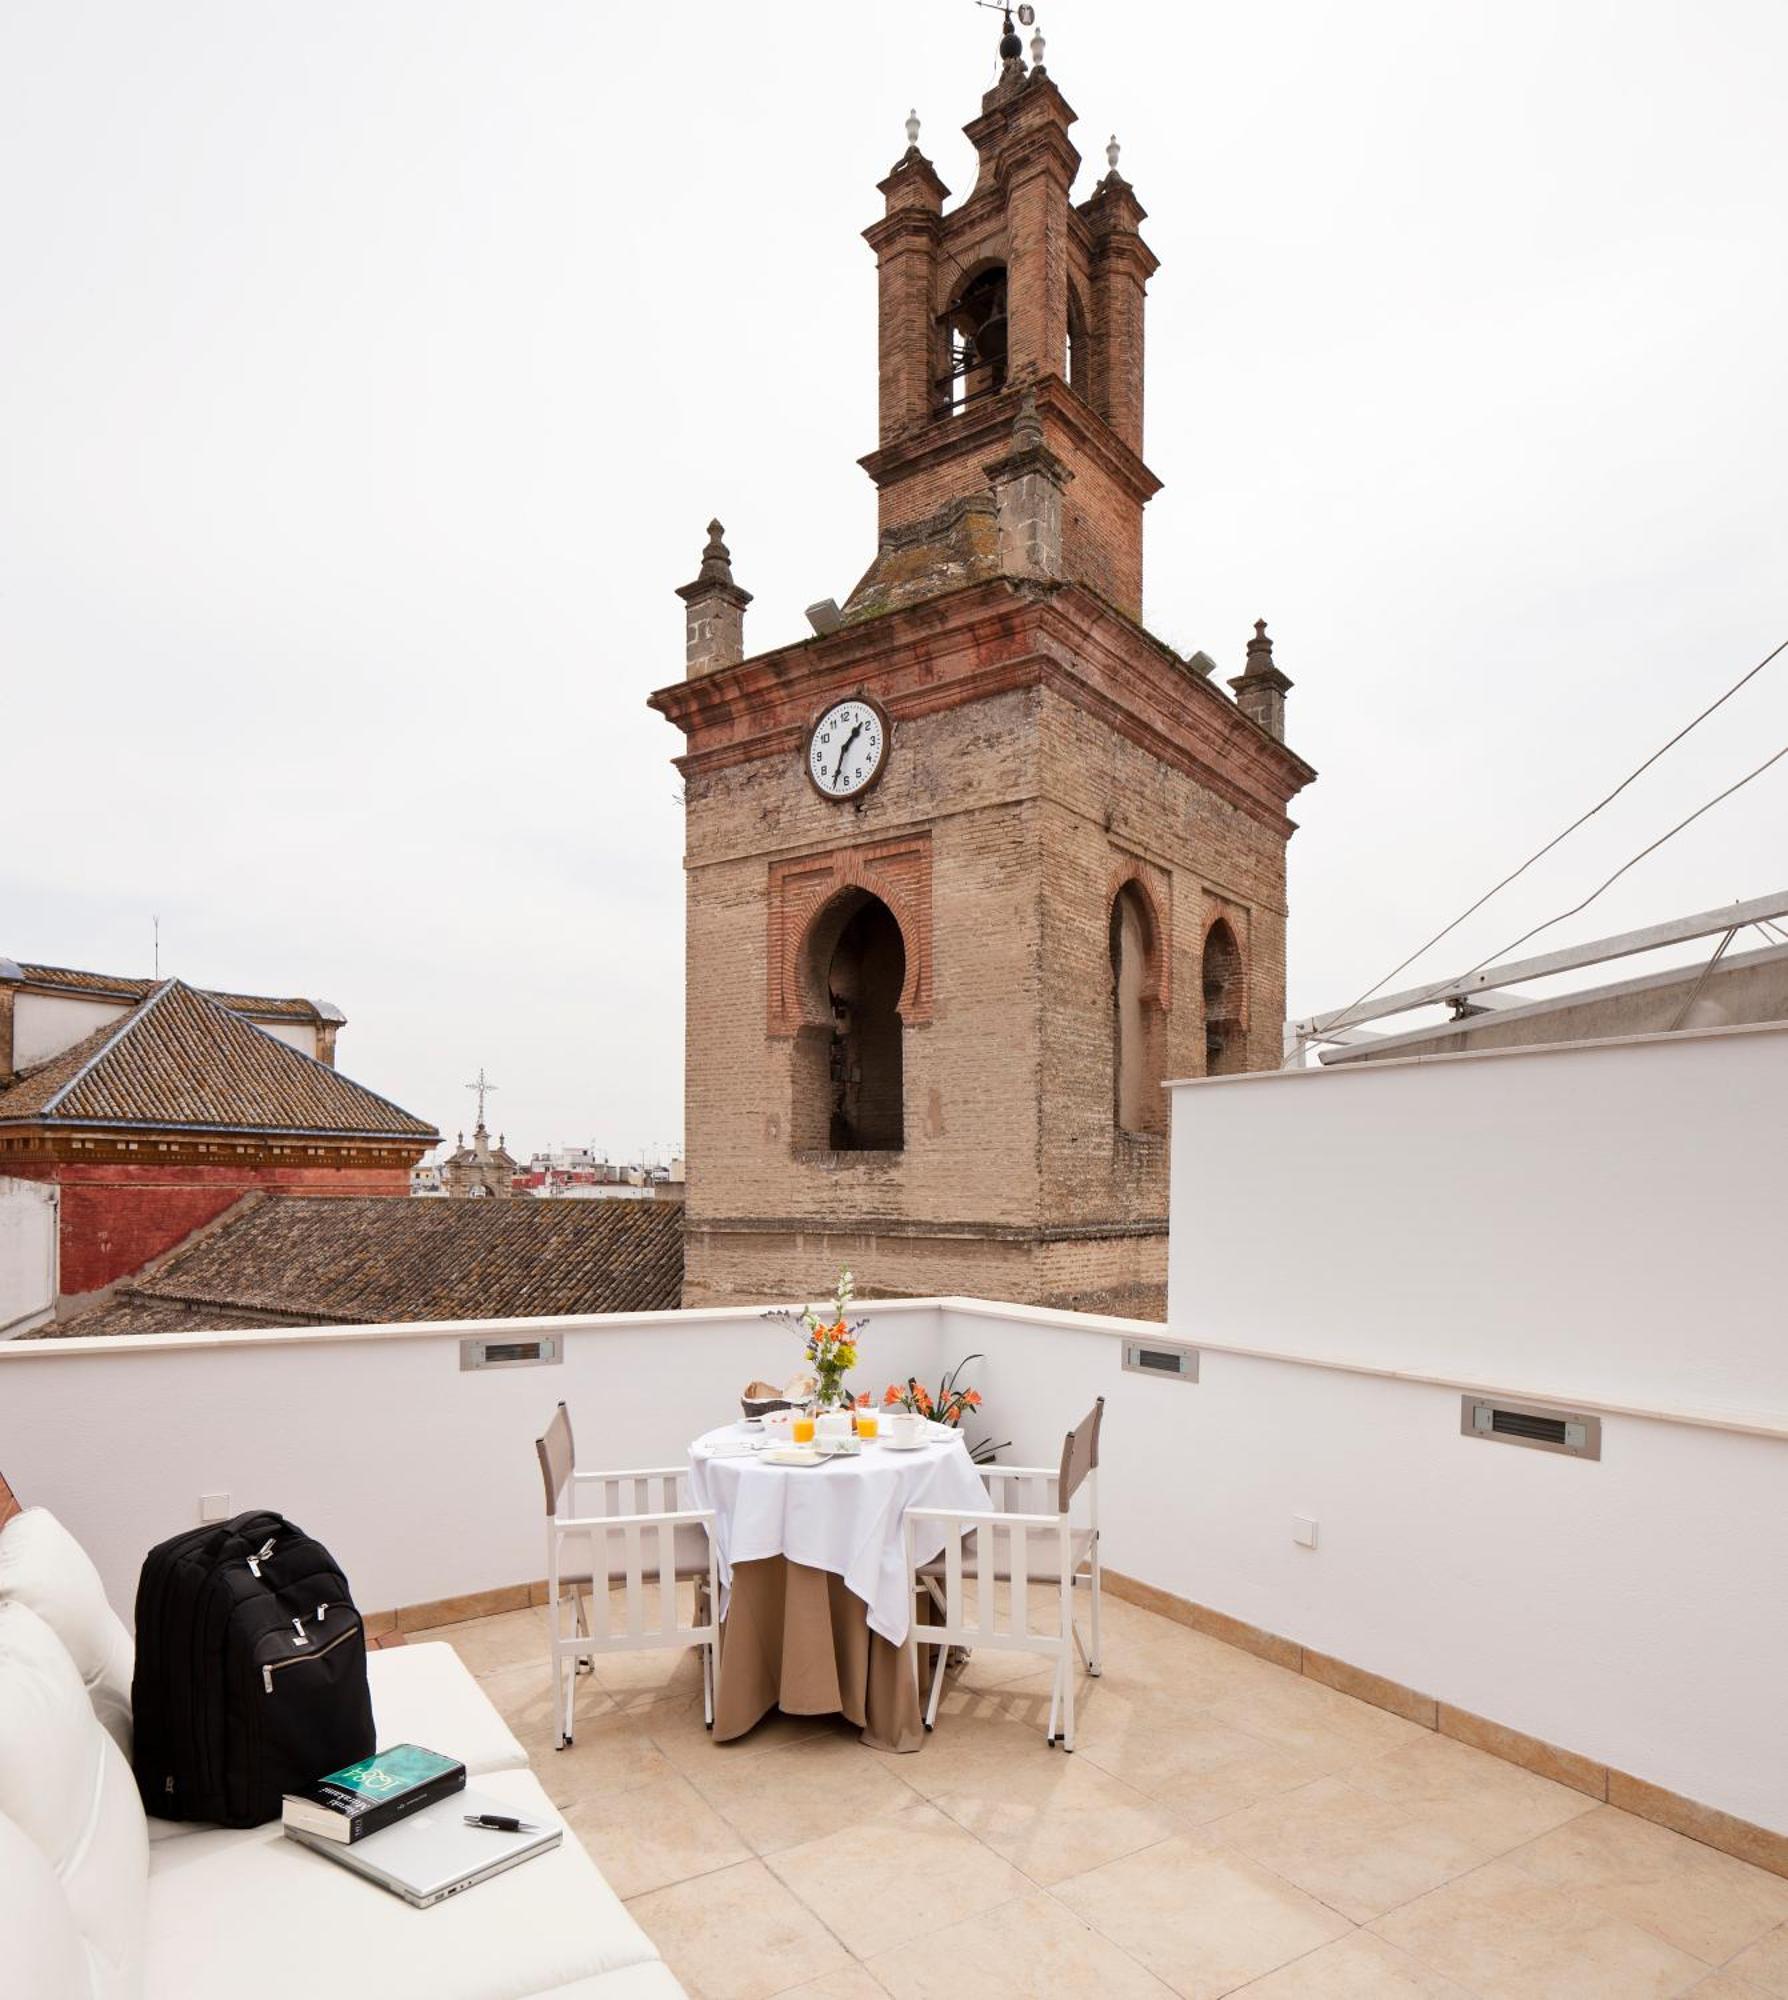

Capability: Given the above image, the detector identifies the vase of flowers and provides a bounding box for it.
[767,1268,865,1412]
[883,1354,1007,1463]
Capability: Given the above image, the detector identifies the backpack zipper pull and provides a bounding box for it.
[262,1665,274,1693]
[291,1617,308,1646]
[317,1602,327,1623]
[247,1537,275,1578]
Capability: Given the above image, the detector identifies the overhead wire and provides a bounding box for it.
[1314,635,1788,1036]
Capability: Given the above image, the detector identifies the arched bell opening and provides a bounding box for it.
[1066,285,1089,396]
[937,263,1009,416]
[1202,919,1247,1077]
[1110,881,1165,1135]
[793,889,907,1153]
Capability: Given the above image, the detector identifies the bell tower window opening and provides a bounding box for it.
[936,265,1009,417]
[1110,882,1164,1134]
[1066,287,1088,395]
[1202,920,1246,1076]
[794,889,907,1153]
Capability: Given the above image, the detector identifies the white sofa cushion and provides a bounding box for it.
[143,1767,669,2000]
[367,1641,529,1776]
[0,1507,136,1758]
[0,1602,148,2000]
[540,1969,690,1997]
[0,1808,90,2000]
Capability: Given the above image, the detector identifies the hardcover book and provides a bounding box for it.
[282,1743,466,1845]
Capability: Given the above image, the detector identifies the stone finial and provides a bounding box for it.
[697,518,735,584]
[1029,29,1046,69]
[905,108,921,149]
[1229,618,1294,741]
[1107,134,1121,174]
[676,517,753,678]
[1010,388,1046,455]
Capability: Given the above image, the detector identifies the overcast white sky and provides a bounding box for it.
[3,1,1783,1158]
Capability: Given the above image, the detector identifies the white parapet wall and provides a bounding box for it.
[1138,1020,1788,1836]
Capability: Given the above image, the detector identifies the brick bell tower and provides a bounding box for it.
[651,23,1315,1317]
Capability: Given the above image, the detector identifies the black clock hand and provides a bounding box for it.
[832,722,864,784]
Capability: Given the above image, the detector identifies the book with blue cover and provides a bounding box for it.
[281,1743,466,1844]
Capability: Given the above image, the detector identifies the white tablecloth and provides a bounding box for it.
[688,1421,991,1646]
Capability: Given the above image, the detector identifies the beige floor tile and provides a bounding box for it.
[687,1729,925,1856]
[1688,1975,1774,1999]
[1729,1922,1788,1997]
[772,1966,892,1999]
[625,1855,853,2000]
[560,1769,752,1900]
[643,1691,841,1774]
[1053,1834,1353,1999]
[866,1889,1174,1997]
[1209,1774,1486,1924]
[587,1639,707,1703]
[480,1663,670,1806]
[1509,1807,1788,1966]
[931,1749,1181,1886]
[1208,1676,1431,1767]
[424,1604,548,1678]
[764,1799,1030,1959]
[1080,1709,1345,1817]
[1370,1855,1711,1998]
[1341,1730,1597,1857]
[1229,1929,1476,1996]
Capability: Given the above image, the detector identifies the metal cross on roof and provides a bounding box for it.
[465,1066,498,1128]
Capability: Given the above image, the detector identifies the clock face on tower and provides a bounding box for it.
[805,695,890,801]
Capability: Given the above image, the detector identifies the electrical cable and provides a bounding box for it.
[1315,635,1788,1035]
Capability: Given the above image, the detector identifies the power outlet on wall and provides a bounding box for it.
[1292,1515,1318,1549]
[199,1493,230,1523]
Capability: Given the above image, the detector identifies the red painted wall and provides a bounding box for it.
[4,1161,412,1298]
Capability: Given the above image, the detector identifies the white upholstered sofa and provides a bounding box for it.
[0,1507,686,2000]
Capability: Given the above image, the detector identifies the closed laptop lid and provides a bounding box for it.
[290,1785,560,1904]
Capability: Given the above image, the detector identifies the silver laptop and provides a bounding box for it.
[286,1785,561,1908]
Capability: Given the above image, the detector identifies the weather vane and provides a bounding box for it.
[973,3,1042,67]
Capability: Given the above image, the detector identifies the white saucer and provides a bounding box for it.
[880,1435,930,1451]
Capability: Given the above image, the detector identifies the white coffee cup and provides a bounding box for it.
[761,1409,795,1443]
[887,1410,927,1447]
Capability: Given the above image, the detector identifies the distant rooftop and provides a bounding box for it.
[1,957,342,1023]
[40,1189,685,1336]
[0,978,434,1140]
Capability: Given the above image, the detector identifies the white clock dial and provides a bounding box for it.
[806,698,888,801]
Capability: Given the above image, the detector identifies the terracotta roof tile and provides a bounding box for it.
[0,979,435,1139]
[41,1194,685,1335]
[8,960,330,1022]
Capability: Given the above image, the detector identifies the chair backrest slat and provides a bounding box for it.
[535,1402,574,1515]
[1058,1396,1105,1505]
[659,1521,677,1636]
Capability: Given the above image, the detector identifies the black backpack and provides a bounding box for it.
[131,1509,375,1828]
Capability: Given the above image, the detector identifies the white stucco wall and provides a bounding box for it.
[12,990,130,1069]
[0,1176,58,1336]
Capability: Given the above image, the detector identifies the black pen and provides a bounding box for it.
[463,1812,537,1833]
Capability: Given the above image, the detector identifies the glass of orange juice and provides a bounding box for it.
[791,1412,815,1445]
[855,1408,879,1441]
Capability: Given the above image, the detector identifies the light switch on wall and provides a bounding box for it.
[1292,1516,1318,1549]
[199,1493,230,1522]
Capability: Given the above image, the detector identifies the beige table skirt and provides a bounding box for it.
[714,1556,927,1754]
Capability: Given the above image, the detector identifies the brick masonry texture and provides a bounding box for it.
[652,57,1313,1317]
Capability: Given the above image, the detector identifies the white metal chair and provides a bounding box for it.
[905,1396,1103,1751]
[534,1402,719,1749]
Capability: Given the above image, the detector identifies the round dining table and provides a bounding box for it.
[687,1419,991,1752]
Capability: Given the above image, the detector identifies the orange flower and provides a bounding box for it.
[965,1389,983,1407]
[883,1385,901,1405]
[913,1383,933,1413]
[854,1392,871,1408]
